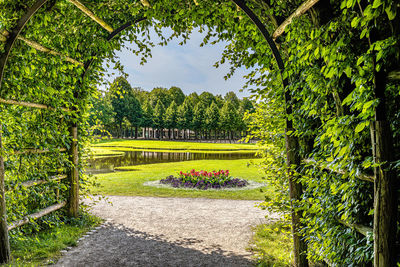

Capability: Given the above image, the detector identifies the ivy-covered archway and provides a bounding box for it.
[0,0,398,266]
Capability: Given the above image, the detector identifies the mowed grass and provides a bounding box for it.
[91,159,269,200]
[90,146,257,157]
[248,221,293,266]
[93,139,258,151]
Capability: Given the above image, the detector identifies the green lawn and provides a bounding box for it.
[248,221,293,266]
[8,213,101,266]
[93,139,259,151]
[91,158,269,200]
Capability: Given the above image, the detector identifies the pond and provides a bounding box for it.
[86,150,258,174]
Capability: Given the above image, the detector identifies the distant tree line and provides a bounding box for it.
[90,76,255,140]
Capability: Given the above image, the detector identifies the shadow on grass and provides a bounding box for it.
[54,223,254,267]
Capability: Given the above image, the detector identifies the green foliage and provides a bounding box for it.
[192,102,206,131]
[153,99,165,130]
[168,86,185,106]
[205,102,220,131]
[164,101,178,129]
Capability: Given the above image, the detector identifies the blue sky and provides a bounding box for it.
[103,28,252,98]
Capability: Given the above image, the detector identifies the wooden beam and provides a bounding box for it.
[7,175,67,191]
[303,158,374,182]
[1,32,83,66]
[0,97,72,112]
[68,126,79,217]
[0,126,10,263]
[18,36,84,66]
[12,148,67,156]
[8,202,66,231]
[337,219,372,237]
[67,0,114,33]
[273,0,320,40]
[388,70,400,80]
[140,0,151,7]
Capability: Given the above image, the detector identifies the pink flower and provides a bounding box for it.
[180,171,183,175]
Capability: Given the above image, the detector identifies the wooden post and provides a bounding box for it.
[370,69,397,266]
[286,127,308,267]
[68,125,79,217]
[0,126,10,263]
[230,2,309,264]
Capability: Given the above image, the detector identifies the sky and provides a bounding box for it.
[102,28,253,98]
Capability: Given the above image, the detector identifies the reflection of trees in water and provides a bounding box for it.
[87,151,257,174]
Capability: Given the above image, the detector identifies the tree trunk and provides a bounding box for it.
[0,126,10,264]
[371,70,398,267]
[135,126,138,139]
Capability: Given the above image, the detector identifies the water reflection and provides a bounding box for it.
[87,150,257,174]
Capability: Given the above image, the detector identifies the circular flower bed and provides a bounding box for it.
[160,169,249,190]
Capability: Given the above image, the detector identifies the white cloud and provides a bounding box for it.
[103,28,252,98]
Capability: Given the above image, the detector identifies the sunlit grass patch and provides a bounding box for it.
[93,139,258,151]
[249,221,293,267]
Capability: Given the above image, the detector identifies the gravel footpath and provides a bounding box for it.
[54,196,279,267]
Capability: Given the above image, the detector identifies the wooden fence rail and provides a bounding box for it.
[7,201,67,231]
[303,158,374,182]
[337,218,373,236]
[12,148,67,156]
[0,98,72,112]
[6,175,67,191]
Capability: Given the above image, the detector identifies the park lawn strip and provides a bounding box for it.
[90,147,125,157]
[93,139,258,151]
[90,146,257,158]
[8,213,101,266]
[91,159,270,200]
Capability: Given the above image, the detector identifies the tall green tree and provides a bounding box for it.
[177,98,193,139]
[199,92,216,107]
[110,77,132,137]
[149,87,171,108]
[224,91,240,107]
[192,102,206,139]
[125,91,143,139]
[141,100,154,139]
[168,86,185,106]
[187,92,200,107]
[219,101,238,140]
[205,102,220,139]
[164,101,178,139]
[153,100,165,139]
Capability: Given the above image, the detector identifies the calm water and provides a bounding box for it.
[87,150,257,174]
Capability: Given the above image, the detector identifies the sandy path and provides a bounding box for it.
[54,196,278,267]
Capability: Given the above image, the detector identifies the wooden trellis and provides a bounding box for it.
[0,0,397,266]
